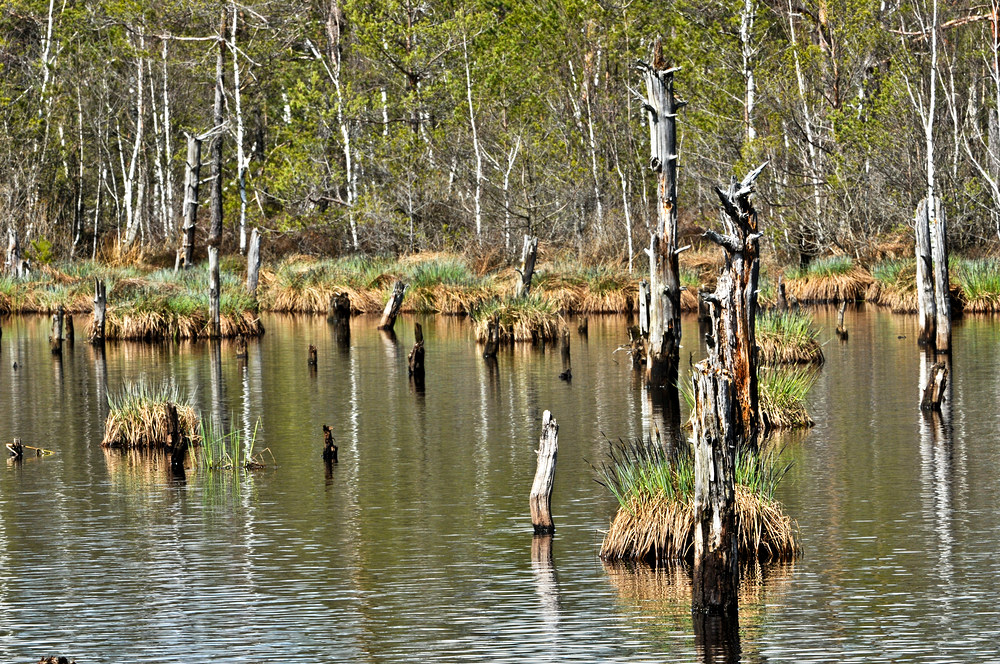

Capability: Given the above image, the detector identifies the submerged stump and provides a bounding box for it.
[530,411,558,534]
[322,424,338,463]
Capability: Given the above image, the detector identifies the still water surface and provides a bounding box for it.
[0,308,998,662]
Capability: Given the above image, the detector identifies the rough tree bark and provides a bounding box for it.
[208,7,226,249]
[701,163,767,450]
[929,196,951,352]
[518,235,538,297]
[530,410,558,534]
[50,306,64,355]
[246,228,261,299]
[915,198,936,346]
[378,281,407,331]
[408,321,425,382]
[91,278,106,344]
[639,39,684,392]
[177,133,202,271]
[208,246,220,337]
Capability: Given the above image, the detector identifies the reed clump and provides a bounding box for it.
[953,257,1000,313]
[597,436,799,562]
[102,380,201,449]
[471,295,563,343]
[197,417,271,472]
[783,256,871,303]
[757,311,824,365]
[759,367,817,429]
[866,258,918,312]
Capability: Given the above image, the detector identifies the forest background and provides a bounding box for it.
[1,0,997,268]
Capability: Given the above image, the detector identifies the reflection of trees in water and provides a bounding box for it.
[603,560,794,663]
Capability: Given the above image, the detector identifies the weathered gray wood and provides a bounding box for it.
[6,228,21,277]
[691,360,739,618]
[530,410,558,534]
[915,198,936,346]
[697,287,711,322]
[408,322,425,380]
[921,360,949,411]
[518,234,538,297]
[7,438,23,460]
[640,39,683,391]
[208,246,220,337]
[178,133,201,270]
[50,306,64,355]
[91,278,107,344]
[929,196,951,352]
[245,227,262,298]
[378,280,407,331]
[702,163,767,449]
[638,279,650,337]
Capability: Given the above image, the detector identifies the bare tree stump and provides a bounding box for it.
[776,276,788,311]
[518,235,538,297]
[208,246,221,337]
[164,402,187,472]
[64,314,74,343]
[6,228,23,278]
[6,438,23,460]
[483,315,500,359]
[322,424,338,463]
[327,292,351,323]
[836,301,849,341]
[691,361,739,618]
[50,307,64,355]
[530,410,558,534]
[628,326,645,370]
[378,281,407,331]
[246,227,262,299]
[559,328,571,381]
[408,322,425,381]
[91,279,107,345]
[921,360,949,411]
[638,279,650,337]
[577,317,588,335]
[308,344,318,367]
[928,196,951,352]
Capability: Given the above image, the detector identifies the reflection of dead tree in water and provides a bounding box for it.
[531,535,560,634]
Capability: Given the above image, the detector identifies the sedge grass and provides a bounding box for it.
[471,294,563,343]
[596,435,799,562]
[758,367,817,429]
[102,380,201,449]
[757,311,824,365]
[783,256,871,303]
[953,257,1000,312]
[196,416,271,473]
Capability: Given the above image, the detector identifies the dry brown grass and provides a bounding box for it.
[95,310,263,340]
[784,268,873,303]
[472,296,563,343]
[600,486,799,563]
[102,402,201,449]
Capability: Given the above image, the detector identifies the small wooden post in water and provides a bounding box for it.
[64,314,74,343]
[322,425,338,463]
[235,335,248,359]
[408,322,425,380]
[92,279,107,344]
[308,344,318,367]
[577,317,588,335]
[835,301,849,341]
[246,227,262,299]
[378,281,407,331]
[483,315,500,359]
[164,402,187,472]
[559,328,571,381]
[517,235,538,297]
[530,410,558,534]
[50,307,64,355]
[915,198,936,346]
[6,438,23,460]
[327,292,351,323]
[921,361,949,411]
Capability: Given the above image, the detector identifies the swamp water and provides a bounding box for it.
[0,309,998,662]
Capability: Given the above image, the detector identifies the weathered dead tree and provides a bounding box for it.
[246,228,262,299]
[915,198,936,347]
[164,402,187,472]
[50,306,64,355]
[482,315,500,359]
[776,276,788,311]
[690,360,740,619]
[408,322,425,381]
[208,246,221,337]
[91,278,107,344]
[6,228,25,278]
[327,292,351,323]
[701,163,767,449]
[639,40,685,392]
[628,326,645,370]
[323,424,338,463]
[638,279,650,339]
[517,234,539,297]
[7,438,23,460]
[559,328,571,381]
[378,280,407,331]
[177,132,202,270]
[928,196,951,352]
[921,360,949,411]
[835,301,848,341]
[697,288,711,323]
[208,8,226,250]
[308,344,318,367]
[530,410,558,534]
[64,314,74,343]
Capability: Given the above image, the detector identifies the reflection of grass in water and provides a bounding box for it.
[197,416,270,475]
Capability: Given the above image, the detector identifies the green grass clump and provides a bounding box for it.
[757,310,824,365]
[801,255,855,278]
[471,294,562,342]
[759,367,817,429]
[953,257,1000,312]
[871,258,911,286]
[197,416,270,473]
[102,380,201,449]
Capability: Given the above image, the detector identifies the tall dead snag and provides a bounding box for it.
[408,322,425,382]
[91,279,107,344]
[639,40,684,394]
[702,163,768,449]
[482,315,500,359]
[378,281,407,331]
[165,402,187,473]
[915,198,936,346]
[328,291,351,348]
[177,133,202,270]
[246,228,262,299]
[690,360,739,619]
[530,410,558,534]
[835,301,848,341]
[50,307,64,355]
[6,228,24,277]
[208,246,221,337]
[517,234,538,297]
[929,196,951,352]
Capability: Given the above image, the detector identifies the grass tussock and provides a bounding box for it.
[597,436,799,562]
[866,259,918,312]
[757,311,824,365]
[759,367,817,430]
[471,295,563,343]
[102,380,201,449]
[197,417,271,472]
[953,257,1000,313]
[783,256,872,303]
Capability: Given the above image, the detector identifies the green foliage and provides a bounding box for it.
[27,237,54,264]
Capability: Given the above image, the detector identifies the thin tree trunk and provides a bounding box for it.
[246,228,261,299]
[530,410,558,534]
[178,133,201,270]
[915,198,936,346]
[122,33,146,247]
[464,35,484,239]
[518,234,538,297]
[208,8,227,249]
[209,246,220,337]
[929,196,950,351]
[378,281,407,331]
[231,3,249,254]
[91,278,106,344]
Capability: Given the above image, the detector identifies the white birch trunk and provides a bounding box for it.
[231,3,249,254]
[122,33,145,248]
[463,36,483,238]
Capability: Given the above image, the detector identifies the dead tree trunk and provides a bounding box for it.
[639,40,684,392]
[835,301,848,340]
[308,344,318,367]
[91,278,107,344]
[208,7,226,250]
[7,438,23,460]
[638,279,650,338]
[408,322,425,381]
[64,314,74,343]
[323,424,338,462]
[6,228,22,277]
[776,276,788,311]
[164,401,187,472]
[921,360,949,411]
[235,334,247,359]
[327,292,351,323]
[50,306,64,355]
[482,314,500,359]
[915,198,936,346]
[929,196,951,352]
[518,234,538,297]
[208,246,221,337]
[245,228,261,299]
[378,281,407,331]
[690,360,739,618]
[701,163,767,450]
[178,133,201,270]
[530,410,558,534]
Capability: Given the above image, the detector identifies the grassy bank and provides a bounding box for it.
[102,380,201,449]
[597,436,799,563]
[757,311,824,365]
